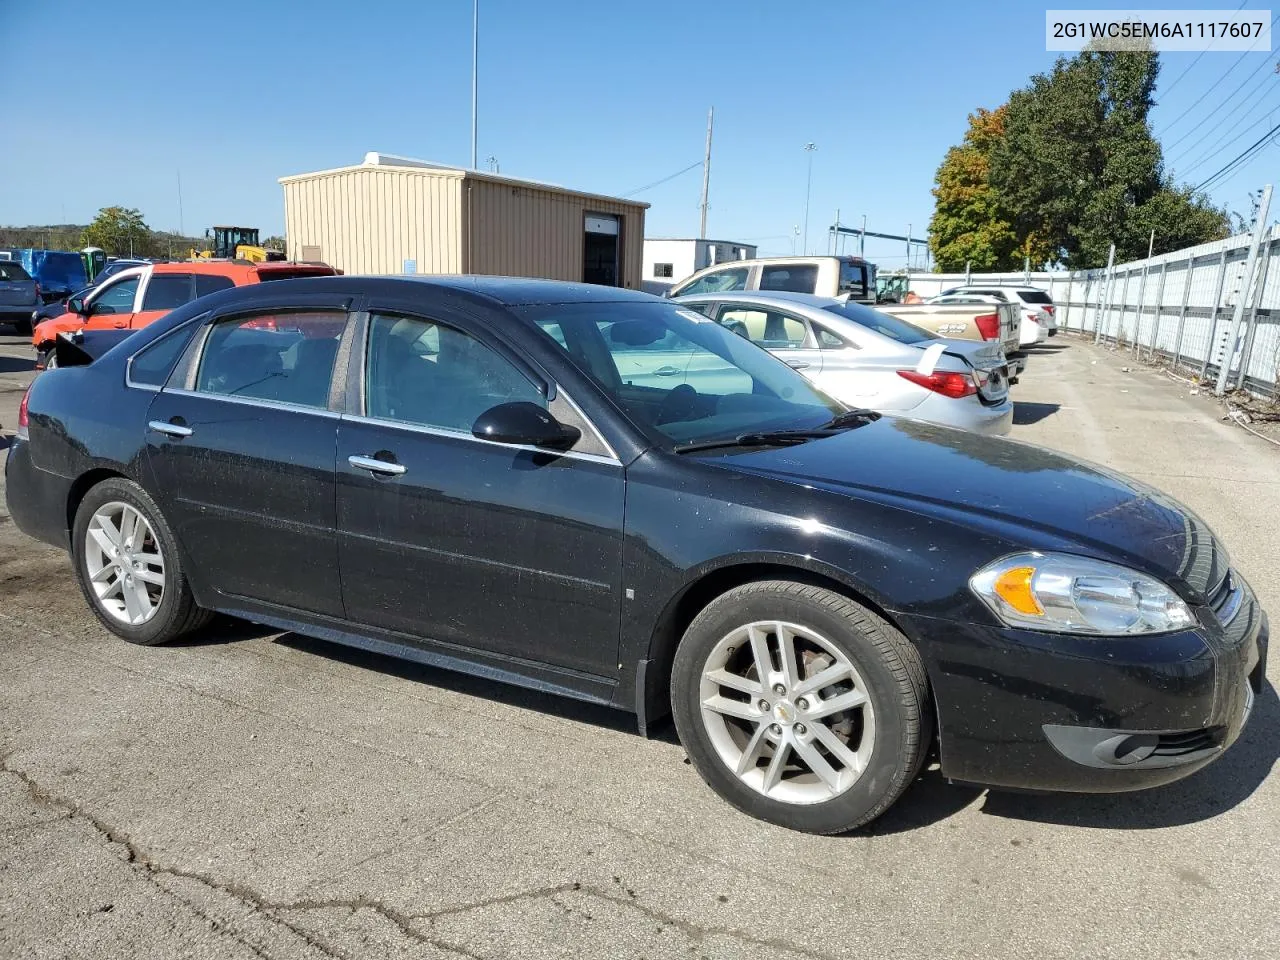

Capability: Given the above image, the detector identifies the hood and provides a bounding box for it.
[705,417,1228,601]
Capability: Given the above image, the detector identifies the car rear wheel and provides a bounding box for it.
[72,478,211,645]
[671,580,930,833]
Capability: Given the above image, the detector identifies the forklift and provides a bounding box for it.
[192,226,286,262]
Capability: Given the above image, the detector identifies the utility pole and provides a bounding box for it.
[470,0,479,169]
[802,142,817,255]
[1216,183,1272,394]
[699,107,714,239]
[906,224,912,270]
[860,214,866,258]
[177,170,184,238]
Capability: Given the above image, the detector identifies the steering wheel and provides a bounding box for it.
[657,383,699,425]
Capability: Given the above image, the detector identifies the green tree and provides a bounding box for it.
[928,107,1021,271]
[986,47,1227,268]
[82,206,154,258]
[262,235,286,251]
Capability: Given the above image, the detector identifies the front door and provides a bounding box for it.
[336,310,625,678]
[144,306,350,616]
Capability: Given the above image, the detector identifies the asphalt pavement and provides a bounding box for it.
[1,328,1276,960]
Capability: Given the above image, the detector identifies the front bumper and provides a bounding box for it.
[900,579,1267,793]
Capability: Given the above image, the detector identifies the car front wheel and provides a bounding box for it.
[71,477,211,645]
[671,580,931,833]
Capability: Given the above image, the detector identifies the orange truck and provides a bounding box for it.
[32,260,337,367]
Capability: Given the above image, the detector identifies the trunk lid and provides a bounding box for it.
[935,337,1009,404]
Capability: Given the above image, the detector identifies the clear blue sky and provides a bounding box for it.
[2,0,1276,265]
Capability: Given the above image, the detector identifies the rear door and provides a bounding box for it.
[144,295,353,615]
[130,272,237,329]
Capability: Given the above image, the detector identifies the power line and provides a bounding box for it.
[1158,0,1247,96]
[1166,59,1274,156]
[1195,119,1280,191]
[1161,11,1277,132]
[620,161,702,198]
[1176,82,1278,176]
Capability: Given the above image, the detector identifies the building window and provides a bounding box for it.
[653,263,674,278]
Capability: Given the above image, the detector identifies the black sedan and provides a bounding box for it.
[5,277,1267,833]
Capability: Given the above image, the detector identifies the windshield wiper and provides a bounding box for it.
[674,430,838,454]
[821,407,882,429]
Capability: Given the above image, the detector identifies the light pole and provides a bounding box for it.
[486,155,499,173]
[802,142,817,255]
[471,0,478,169]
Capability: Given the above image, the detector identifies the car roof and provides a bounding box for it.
[675,290,846,309]
[396,275,658,305]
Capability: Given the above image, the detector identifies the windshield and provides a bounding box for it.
[520,301,843,447]
[822,301,935,344]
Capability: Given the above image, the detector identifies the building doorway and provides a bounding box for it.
[583,214,620,286]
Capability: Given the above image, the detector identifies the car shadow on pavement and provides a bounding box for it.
[1012,402,1061,425]
[274,632,644,735]
[980,680,1279,830]
[0,356,35,373]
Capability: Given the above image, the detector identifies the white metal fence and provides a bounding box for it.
[901,228,1280,397]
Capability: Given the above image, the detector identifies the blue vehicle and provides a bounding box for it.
[12,249,88,302]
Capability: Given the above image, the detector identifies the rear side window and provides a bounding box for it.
[195,274,236,298]
[673,267,749,296]
[759,265,818,293]
[838,261,869,298]
[1018,290,1053,304]
[128,326,194,388]
[195,311,347,409]
[141,275,193,311]
[0,263,32,282]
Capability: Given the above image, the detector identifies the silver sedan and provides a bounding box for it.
[673,290,1014,435]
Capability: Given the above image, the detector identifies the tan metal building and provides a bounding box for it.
[279,153,648,288]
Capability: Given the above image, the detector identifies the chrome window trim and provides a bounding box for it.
[342,412,620,466]
[162,386,342,419]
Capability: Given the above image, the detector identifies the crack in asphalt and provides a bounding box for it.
[0,753,482,960]
[1,751,833,960]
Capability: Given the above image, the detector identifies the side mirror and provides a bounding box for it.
[67,296,85,315]
[472,401,580,450]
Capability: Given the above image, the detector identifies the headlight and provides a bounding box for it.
[970,552,1196,635]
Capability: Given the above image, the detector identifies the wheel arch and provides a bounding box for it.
[636,556,923,732]
[66,467,131,538]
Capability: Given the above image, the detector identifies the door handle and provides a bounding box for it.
[148,420,192,438]
[349,454,406,476]
[654,365,680,377]
[785,359,811,370]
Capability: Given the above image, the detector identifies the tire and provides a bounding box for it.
[35,344,53,370]
[670,580,931,834]
[71,477,212,645]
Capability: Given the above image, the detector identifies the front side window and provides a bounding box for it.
[759,265,818,293]
[195,311,346,409]
[522,301,840,447]
[673,266,748,296]
[365,313,544,433]
[90,277,140,314]
[141,275,193,311]
[717,307,808,350]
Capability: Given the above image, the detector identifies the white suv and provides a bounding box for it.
[939,285,1056,346]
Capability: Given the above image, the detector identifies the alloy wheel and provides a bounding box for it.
[698,620,876,804]
[84,501,166,626]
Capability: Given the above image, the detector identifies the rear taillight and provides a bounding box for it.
[34,281,41,300]
[898,369,978,399]
[974,312,1000,340]
[1043,304,1055,315]
[17,384,32,441]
